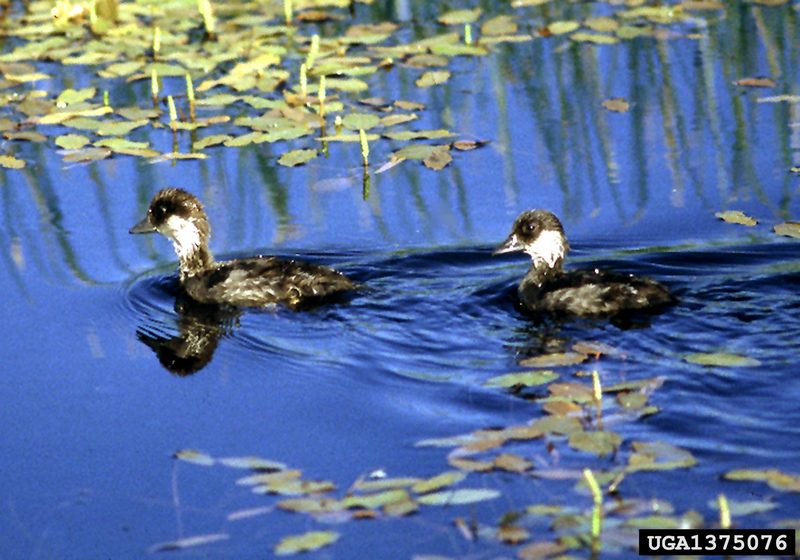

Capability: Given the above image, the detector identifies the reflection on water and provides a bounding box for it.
[1,1,800,557]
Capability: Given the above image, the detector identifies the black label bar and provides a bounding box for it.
[639,529,795,556]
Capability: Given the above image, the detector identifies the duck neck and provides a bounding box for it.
[177,244,214,279]
[521,257,563,290]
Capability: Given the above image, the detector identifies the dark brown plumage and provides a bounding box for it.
[130,188,356,308]
[495,210,674,317]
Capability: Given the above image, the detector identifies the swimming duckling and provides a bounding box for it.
[130,188,356,308]
[494,210,673,317]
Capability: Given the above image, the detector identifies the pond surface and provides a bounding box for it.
[1,1,799,558]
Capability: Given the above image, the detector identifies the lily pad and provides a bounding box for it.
[380,113,418,127]
[342,112,381,131]
[438,8,482,25]
[411,471,466,494]
[723,469,800,492]
[62,147,111,163]
[774,222,800,238]
[415,71,451,88]
[274,531,340,556]
[217,456,286,471]
[56,87,96,106]
[482,15,518,36]
[520,352,586,368]
[383,129,454,141]
[547,21,580,35]
[568,431,622,456]
[342,489,411,509]
[278,148,317,167]
[494,453,533,473]
[55,134,91,150]
[174,449,215,466]
[423,147,452,170]
[684,352,761,367]
[734,77,776,88]
[0,154,25,169]
[195,134,233,150]
[602,98,630,113]
[627,441,698,472]
[570,32,618,44]
[715,210,757,226]
[484,370,558,388]
[149,533,229,552]
[417,488,500,506]
[530,415,583,436]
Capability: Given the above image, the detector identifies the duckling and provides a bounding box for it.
[130,188,356,308]
[494,210,673,317]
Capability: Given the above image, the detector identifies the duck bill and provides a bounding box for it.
[493,234,523,256]
[129,217,156,234]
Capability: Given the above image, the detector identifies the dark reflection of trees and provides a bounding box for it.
[136,292,240,376]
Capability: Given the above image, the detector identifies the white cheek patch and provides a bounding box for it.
[526,229,565,268]
[164,215,201,259]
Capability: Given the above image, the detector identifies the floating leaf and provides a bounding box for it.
[482,15,518,36]
[96,119,149,136]
[195,134,233,150]
[217,456,286,471]
[355,477,420,492]
[585,17,620,33]
[149,533,229,552]
[174,449,215,466]
[549,382,594,403]
[602,98,630,113]
[708,499,777,516]
[530,415,583,435]
[715,210,757,226]
[423,147,452,170]
[547,21,580,35]
[342,113,381,131]
[570,32,618,44]
[723,469,800,492]
[684,352,760,367]
[405,54,449,68]
[317,133,380,143]
[542,400,582,416]
[412,471,466,494]
[342,489,411,509]
[616,391,649,410]
[394,100,425,111]
[520,352,586,368]
[325,78,369,92]
[55,134,91,150]
[734,77,776,88]
[485,370,558,388]
[383,129,455,141]
[415,71,451,88]
[277,497,344,514]
[237,469,302,487]
[0,155,25,169]
[518,541,568,559]
[568,431,622,456]
[627,441,698,472]
[494,453,533,473]
[774,222,800,238]
[56,87,96,106]
[5,131,46,142]
[453,139,488,151]
[438,8,482,25]
[62,147,111,163]
[274,531,340,556]
[417,488,500,506]
[380,113,418,127]
[278,148,317,167]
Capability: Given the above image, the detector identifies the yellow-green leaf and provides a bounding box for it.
[0,154,25,169]
[274,531,340,556]
[715,210,757,226]
[485,370,558,388]
[55,134,91,150]
[684,352,761,367]
[278,148,317,167]
[415,71,451,88]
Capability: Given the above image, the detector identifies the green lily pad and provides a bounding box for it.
[484,370,559,388]
[380,113,418,127]
[585,16,620,33]
[716,210,757,226]
[684,352,761,367]
[342,489,412,509]
[602,98,631,113]
[568,431,622,456]
[342,112,381,131]
[217,456,286,471]
[237,469,302,487]
[774,221,800,238]
[481,15,518,36]
[56,87,96,106]
[570,32,618,44]
[325,77,369,92]
[723,469,800,492]
[383,129,454,141]
[520,352,586,368]
[62,147,111,163]
[412,471,466,494]
[96,119,148,136]
[355,477,421,492]
[0,154,25,169]
[55,134,91,150]
[423,147,452,170]
[195,134,233,150]
[530,415,583,435]
[616,391,649,410]
[274,531,340,556]
[277,498,344,514]
[548,382,594,403]
[5,131,46,143]
[494,453,533,473]
[547,21,580,35]
[278,148,317,167]
[149,533,230,553]
[174,449,215,466]
[438,8,482,25]
[417,488,500,506]
[405,54,449,68]
[627,441,698,472]
[317,133,380,143]
[415,71,451,88]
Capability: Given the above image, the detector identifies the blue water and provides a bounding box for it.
[1,1,800,558]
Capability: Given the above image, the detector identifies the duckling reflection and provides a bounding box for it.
[136,291,239,376]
